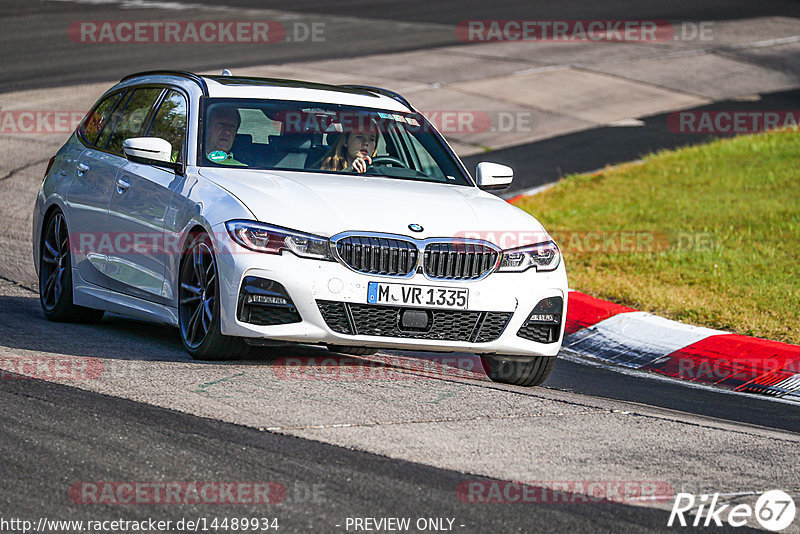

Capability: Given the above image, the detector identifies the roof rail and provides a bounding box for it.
[119,70,208,96]
[206,75,370,95]
[339,85,414,110]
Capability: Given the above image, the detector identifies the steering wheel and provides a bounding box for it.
[367,156,407,170]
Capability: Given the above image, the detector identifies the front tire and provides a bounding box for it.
[179,232,249,360]
[39,211,104,323]
[481,355,556,387]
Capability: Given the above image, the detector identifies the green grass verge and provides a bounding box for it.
[514,130,800,344]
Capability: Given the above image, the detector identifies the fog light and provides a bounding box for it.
[516,296,564,344]
[237,277,301,326]
[246,294,288,305]
[532,297,563,314]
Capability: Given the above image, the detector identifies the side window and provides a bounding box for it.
[147,90,187,163]
[106,88,164,155]
[79,91,124,146]
[95,91,130,150]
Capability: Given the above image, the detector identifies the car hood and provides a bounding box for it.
[198,168,550,247]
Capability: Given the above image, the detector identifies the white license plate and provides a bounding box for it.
[367,282,469,309]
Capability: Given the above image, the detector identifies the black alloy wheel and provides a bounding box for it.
[39,211,104,322]
[179,232,249,360]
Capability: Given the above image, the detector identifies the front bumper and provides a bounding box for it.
[212,224,568,357]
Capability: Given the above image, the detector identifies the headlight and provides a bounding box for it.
[225,220,334,261]
[498,241,560,272]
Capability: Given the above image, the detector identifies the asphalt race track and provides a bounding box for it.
[1,1,799,532]
[464,88,800,192]
[5,0,800,92]
[0,376,714,533]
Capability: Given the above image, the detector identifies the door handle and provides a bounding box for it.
[76,162,89,175]
[116,177,130,193]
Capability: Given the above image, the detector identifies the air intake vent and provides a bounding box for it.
[317,300,512,342]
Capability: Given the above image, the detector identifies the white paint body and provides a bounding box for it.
[33,73,568,357]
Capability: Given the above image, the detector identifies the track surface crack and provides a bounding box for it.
[0,157,50,183]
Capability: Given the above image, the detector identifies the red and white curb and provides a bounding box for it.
[562,291,800,402]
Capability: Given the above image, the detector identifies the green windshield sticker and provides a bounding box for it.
[207,150,228,162]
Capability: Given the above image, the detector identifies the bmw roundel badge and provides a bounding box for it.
[408,223,424,232]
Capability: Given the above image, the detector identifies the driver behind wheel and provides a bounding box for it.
[205,104,247,166]
[318,119,379,173]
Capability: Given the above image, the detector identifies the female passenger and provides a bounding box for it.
[318,120,379,173]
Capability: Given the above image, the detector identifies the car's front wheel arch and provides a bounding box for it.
[178,229,249,360]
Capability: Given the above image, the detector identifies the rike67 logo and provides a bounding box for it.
[668,490,796,531]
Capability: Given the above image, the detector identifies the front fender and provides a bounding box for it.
[164,169,254,306]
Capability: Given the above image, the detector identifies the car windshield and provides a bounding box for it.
[199,98,471,185]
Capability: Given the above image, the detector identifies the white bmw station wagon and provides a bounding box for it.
[33,70,567,387]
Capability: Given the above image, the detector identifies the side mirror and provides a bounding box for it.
[476,162,513,191]
[123,137,179,170]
